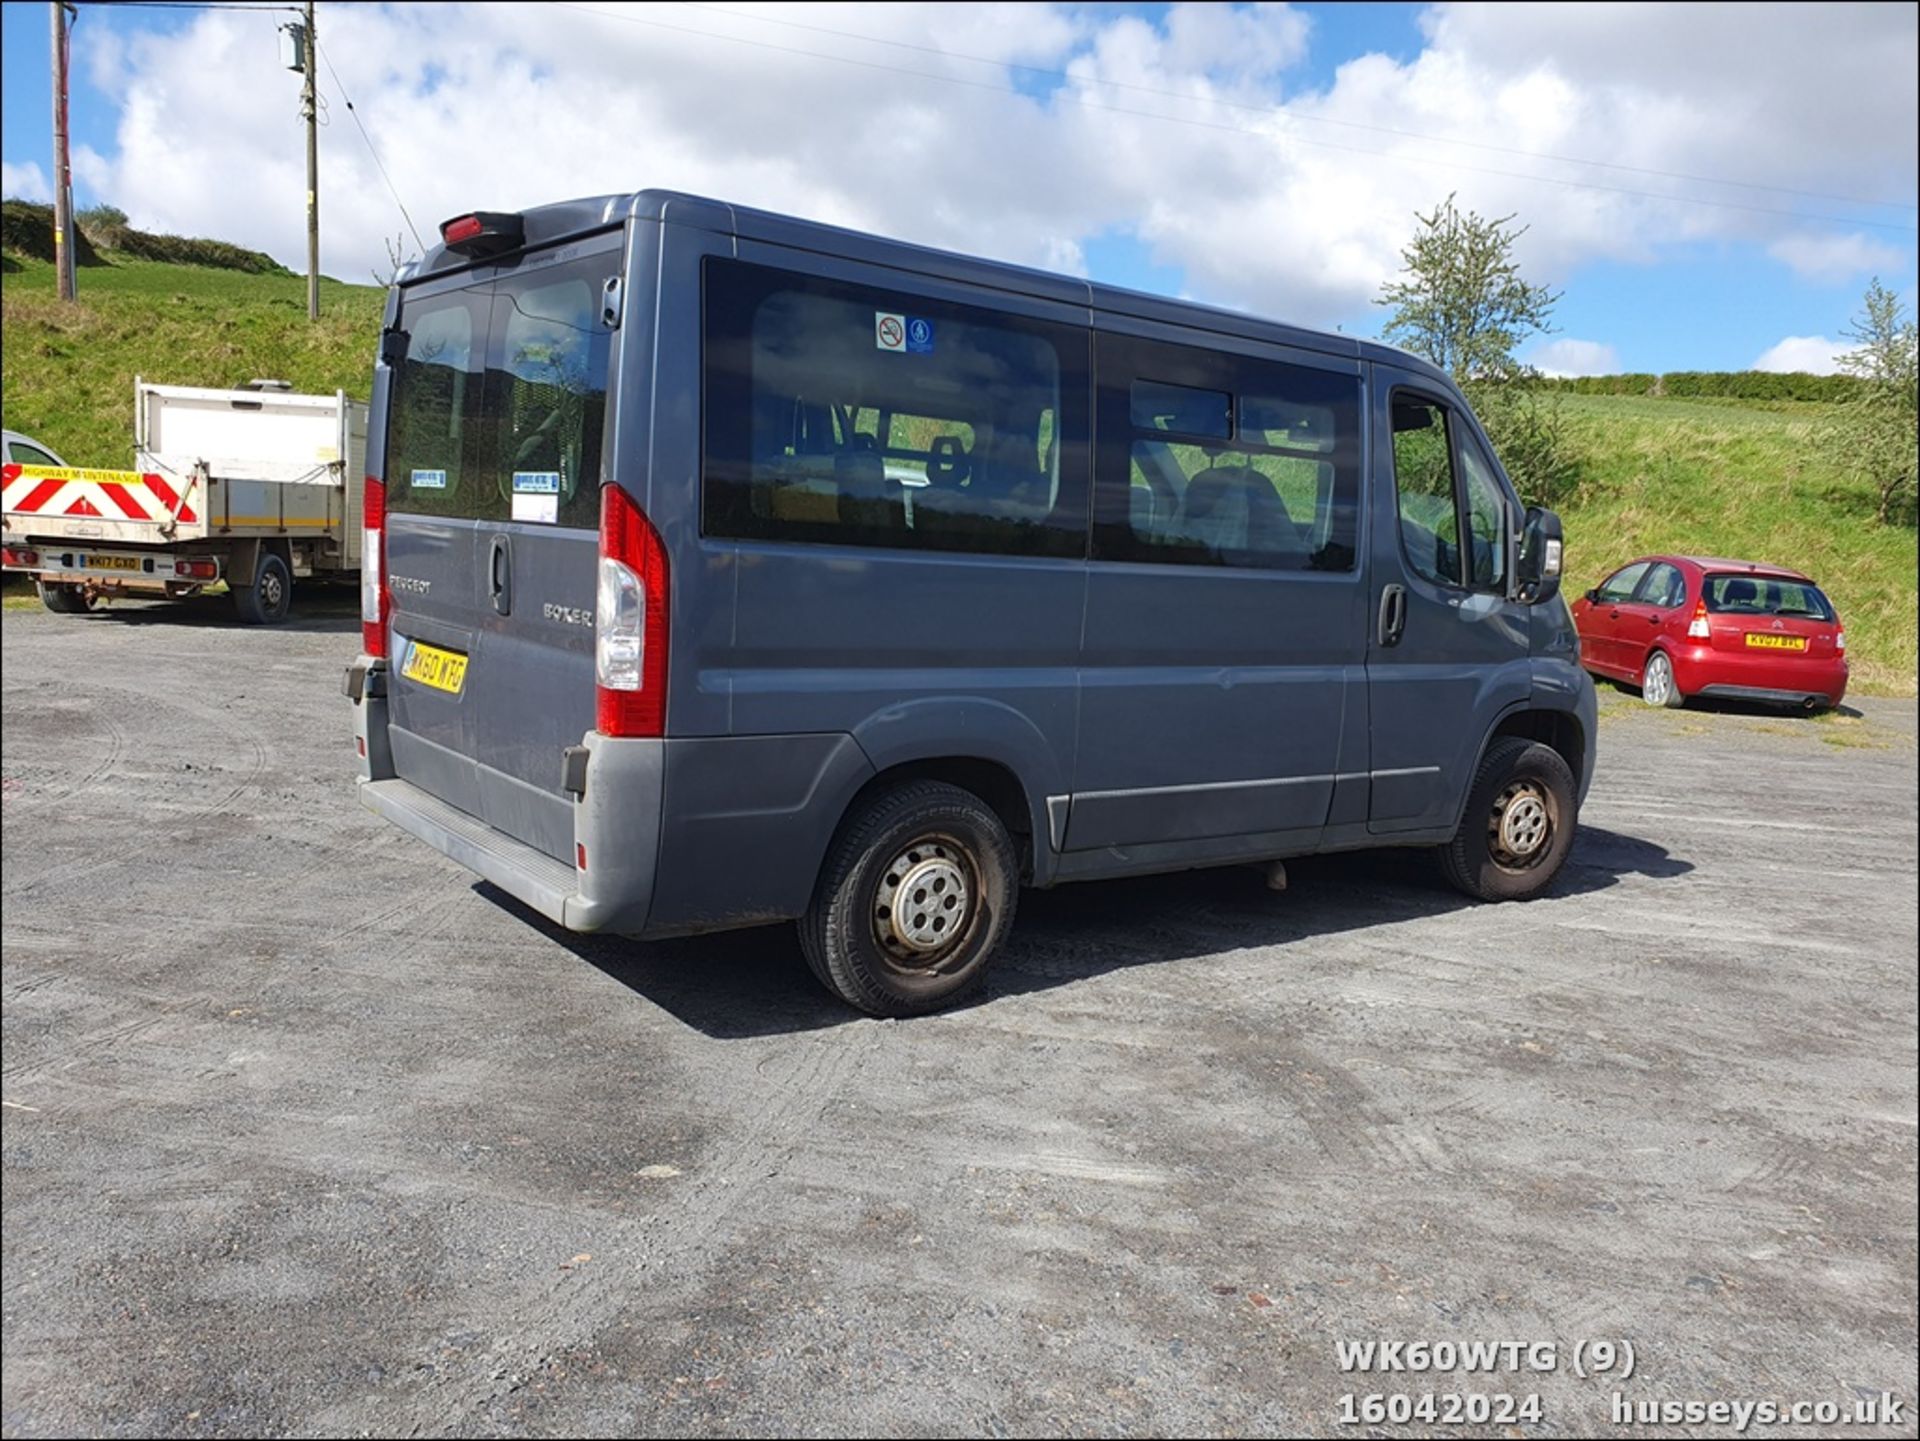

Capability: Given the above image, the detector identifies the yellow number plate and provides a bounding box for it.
[81,555,142,572]
[1744,633,1807,651]
[402,640,469,694]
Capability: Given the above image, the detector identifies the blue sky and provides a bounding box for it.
[3,1,1915,374]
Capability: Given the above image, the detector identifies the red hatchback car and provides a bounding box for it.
[1572,555,1848,711]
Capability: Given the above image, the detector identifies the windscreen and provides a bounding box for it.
[1703,573,1834,621]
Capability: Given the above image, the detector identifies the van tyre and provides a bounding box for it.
[1641,650,1684,708]
[231,553,292,625]
[800,780,1018,1017]
[1439,737,1577,902]
[37,582,94,614]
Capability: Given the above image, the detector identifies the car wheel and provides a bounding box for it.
[799,780,1019,1017]
[1439,737,1578,902]
[1640,650,1684,709]
[37,582,94,615]
[230,553,293,625]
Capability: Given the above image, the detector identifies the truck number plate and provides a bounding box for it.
[79,555,142,572]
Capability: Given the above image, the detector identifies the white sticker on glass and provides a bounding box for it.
[874,312,906,352]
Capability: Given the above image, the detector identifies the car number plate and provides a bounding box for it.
[402,640,469,694]
[80,554,142,572]
[1744,633,1807,651]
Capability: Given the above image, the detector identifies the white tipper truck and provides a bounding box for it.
[1,378,369,623]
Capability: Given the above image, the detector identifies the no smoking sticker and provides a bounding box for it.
[875,312,906,351]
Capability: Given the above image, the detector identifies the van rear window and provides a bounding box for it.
[701,260,1090,558]
[1704,574,1834,620]
[386,253,615,528]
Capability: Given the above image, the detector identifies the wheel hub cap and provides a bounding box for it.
[1497,787,1550,859]
[878,846,970,956]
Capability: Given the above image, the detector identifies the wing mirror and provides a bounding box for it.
[1517,506,1564,606]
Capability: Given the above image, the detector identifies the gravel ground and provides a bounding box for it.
[2,599,1915,1439]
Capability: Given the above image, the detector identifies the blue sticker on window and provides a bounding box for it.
[906,317,934,354]
[411,468,447,490]
[512,471,561,494]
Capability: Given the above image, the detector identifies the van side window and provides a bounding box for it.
[1390,399,1460,586]
[701,260,1088,558]
[1095,335,1361,572]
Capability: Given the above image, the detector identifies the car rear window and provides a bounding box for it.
[1703,573,1834,620]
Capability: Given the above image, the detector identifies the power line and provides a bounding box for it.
[682,0,1916,216]
[81,2,302,10]
[314,33,426,255]
[553,1,1917,235]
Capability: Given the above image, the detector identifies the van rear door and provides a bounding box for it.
[381,231,623,862]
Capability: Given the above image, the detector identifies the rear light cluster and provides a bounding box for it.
[362,474,388,658]
[1687,601,1711,639]
[173,558,218,580]
[1836,630,1846,652]
[595,483,669,737]
[1,545,39,568]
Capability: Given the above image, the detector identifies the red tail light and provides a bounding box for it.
[595,483,669,737]
[361,474,388,658]
[2,545,40,568]
[1686,601,1710,640]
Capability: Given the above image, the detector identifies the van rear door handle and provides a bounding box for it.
[488,534,512,616]
[1377,584,1407,647]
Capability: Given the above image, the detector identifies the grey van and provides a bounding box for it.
[346,191,1595,1016]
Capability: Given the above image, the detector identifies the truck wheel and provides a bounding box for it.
[1439,737,1577,902]
[799,780,1019,1017]
[230,553,292,625]
[37,582,94,615]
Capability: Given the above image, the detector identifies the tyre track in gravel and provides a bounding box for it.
[4,678,270,896]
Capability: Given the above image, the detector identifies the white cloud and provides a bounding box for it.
[1528,338,1620,377]
[62,0,1920,331]
[1767,231,1907,283]
[1753,335,1845,374]
[2,160,51,202]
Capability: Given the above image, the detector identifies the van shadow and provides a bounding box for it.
[485,824,1692,1041]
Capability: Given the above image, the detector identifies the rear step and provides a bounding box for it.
[360,777,577,926]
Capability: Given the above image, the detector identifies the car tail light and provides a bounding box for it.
[361,474,387,658]
[1686,601,1710,639]
[596,483,669,737]
[1,545,39,568]
[1836,629,1846,652]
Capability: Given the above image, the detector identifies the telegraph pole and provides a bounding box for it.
[50,1,76,302]
[301,0,319,320]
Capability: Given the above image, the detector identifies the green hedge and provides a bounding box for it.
[1,200,105,267]
[1534,369,1864,402]
[87,222,288,275]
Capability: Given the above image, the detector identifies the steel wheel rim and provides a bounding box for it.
[1644,654,1671,706]
[1489,779,1555,870]
[872,833,981,975]
[260,569,285,612]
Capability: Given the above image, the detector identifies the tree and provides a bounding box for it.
[1834,278,1918,526]
[1376,196,1575,508]
[1377,194,1561,382]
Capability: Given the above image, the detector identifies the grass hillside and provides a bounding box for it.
[2,253,381,466]
[2,250,1913,693]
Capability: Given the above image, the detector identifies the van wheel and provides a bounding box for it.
[1439,737,1577,902]
[231,553,292,625]
[1641,650,1684,708]
[37,582,95,614]
[800,780,1018,1017]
